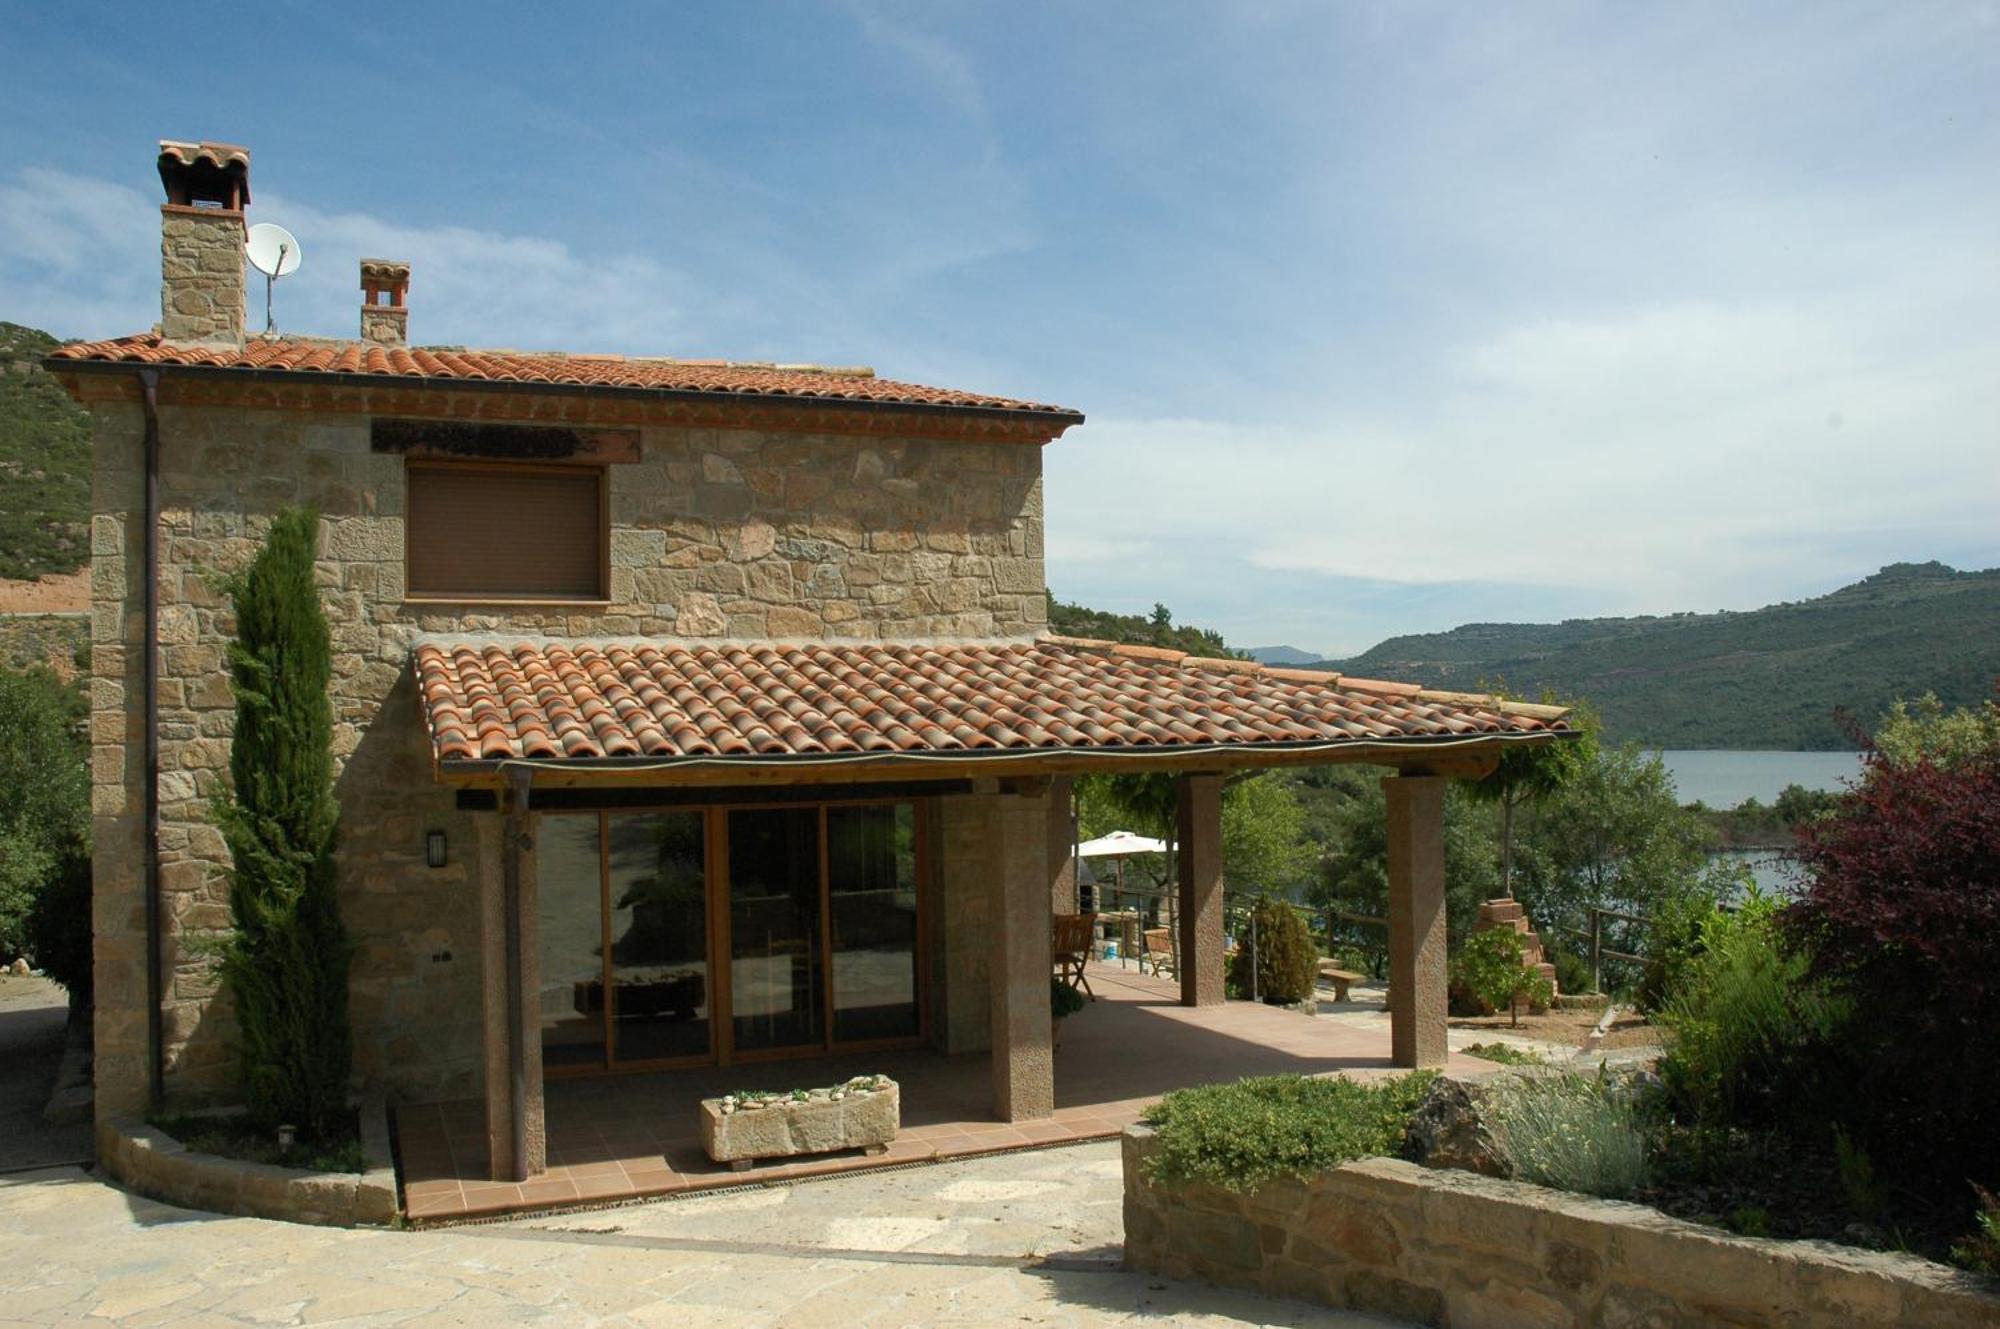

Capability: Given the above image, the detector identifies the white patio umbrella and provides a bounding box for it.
[1076,830,1171,858]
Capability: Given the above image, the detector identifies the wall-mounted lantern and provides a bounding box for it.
[425,829,448,869]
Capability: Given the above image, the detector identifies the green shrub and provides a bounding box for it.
[0,663,89,984]
[1464,1041,1546,1066]
[1050,977,1086,1020]
[1452,927,1553,1026]
[1489,1070,1649,1199]
[1951,1185,2000,1275]
[1142,1071,1436,1191]
[214,509,353,1142]
[1546,939,1593,998]
[1228,895,1319,1004]
[1654,892,1847,1131]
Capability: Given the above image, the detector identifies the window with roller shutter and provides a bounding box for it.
[405,461,608,601]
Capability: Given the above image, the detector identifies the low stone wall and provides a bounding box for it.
[1122,1124,2000,1328]
[98,1098,398,1227]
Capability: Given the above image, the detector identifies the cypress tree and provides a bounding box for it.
[214,507,351,1140]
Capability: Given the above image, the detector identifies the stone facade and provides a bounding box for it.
[159,208,247,346]
[1123,1124,2000,1328]
[82,375,1051,1123]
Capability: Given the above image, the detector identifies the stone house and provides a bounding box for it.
[48,139,1571,1182]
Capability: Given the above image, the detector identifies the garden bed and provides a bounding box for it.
[98,1097,397,1227]
[1123,1121,2000,1328]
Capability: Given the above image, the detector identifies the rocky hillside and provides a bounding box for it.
[1318,562,2000,749]
[0,322,90,582]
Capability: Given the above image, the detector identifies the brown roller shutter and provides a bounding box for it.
[407,463,606,600]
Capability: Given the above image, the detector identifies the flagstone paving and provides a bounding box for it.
[0,1141,1409,1327]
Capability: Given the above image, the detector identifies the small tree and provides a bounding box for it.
[1229,895,1319,1003]
[0,664,90,995]
[1464,703,1597,898]
[1452,927,1552,1027]
[214,508,352,1141]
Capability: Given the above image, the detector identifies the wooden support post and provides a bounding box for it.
[1176,773,1225,1008]
[1385,774,1448,1068]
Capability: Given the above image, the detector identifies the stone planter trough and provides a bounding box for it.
[701,1075,899,1171]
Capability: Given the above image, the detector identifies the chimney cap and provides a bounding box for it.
[359,258,411,283]
[157,139,250,207]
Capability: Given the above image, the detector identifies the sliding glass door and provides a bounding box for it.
[538,800,926,1075]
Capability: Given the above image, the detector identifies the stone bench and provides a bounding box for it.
[1317,962,1366,1001]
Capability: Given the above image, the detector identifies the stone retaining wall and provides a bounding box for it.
[98,1097,398,1227]
[1122,1124,2000,1328]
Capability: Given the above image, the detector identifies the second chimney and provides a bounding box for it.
[157,140,250,345]
[360,259,411,347]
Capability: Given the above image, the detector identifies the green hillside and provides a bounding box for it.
[1321,562,2000,749]
[1046,593,1238,657]
[0,322,90,581]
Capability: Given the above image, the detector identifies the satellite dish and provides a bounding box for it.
[246,223,301,277]
[244,223,301,335]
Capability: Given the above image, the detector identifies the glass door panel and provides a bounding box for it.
[537,813,607,1070]
[827,804,920,1042]
[606,811,710,1064]
[727,808,823,1053]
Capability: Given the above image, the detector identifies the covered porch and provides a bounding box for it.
[413,635,1573,1191]
[396,961,1489,1221]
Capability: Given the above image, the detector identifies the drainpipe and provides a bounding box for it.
[138,368,164,1110]
[502,766,532,1181]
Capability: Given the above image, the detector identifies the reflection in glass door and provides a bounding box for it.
[727,809,823,1054]
[537,814,608,1070]
[827,804,920,1042]
[607,811,710,1063]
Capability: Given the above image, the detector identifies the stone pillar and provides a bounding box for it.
[988,790,1055,1121]
[1175,773,1225,1008]
[1385,775,1449,1068]
[935,797,993,1055]
[1046,775,1077,915]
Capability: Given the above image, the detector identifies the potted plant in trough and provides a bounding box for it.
[701,1075,900,1172]
[1052,977,1086,1050]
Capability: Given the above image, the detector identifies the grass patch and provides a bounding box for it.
[1142,1071,1436,1191]
[1463,1041,1547,1066]
[149,1110,365,1174]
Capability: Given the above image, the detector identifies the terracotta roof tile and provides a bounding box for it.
[46,334,1079,418]
[413,638,1569,767]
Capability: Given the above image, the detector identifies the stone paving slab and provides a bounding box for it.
[0,1142,1411,1326]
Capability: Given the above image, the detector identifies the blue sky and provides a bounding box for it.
[3,3,1997,654]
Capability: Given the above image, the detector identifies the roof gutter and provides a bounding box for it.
[436,728,1577,780]
[43,357,1087,433]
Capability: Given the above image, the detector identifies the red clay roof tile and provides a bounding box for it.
[413,638,1568,767]
[47,334,1079,418]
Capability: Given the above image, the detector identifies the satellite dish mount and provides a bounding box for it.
[245,223,302,335]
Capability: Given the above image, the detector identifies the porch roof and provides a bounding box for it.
[414,634,1571,784]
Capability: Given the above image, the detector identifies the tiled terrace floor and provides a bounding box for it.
[396,963,1482,1222]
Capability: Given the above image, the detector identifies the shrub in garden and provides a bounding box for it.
[1654,890,1847,1132]
[1450,926,1552,1026]
[1488,1070,1649,1199]
[1227,894,1319,1004]
[1050,976,1086,1020]
[213,509,353,1142]
[0,664,91,997]
[1789,710,2000,1192]
[1142,1071,1436,1191]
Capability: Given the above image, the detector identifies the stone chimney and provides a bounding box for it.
[359,259,411,347]
[156,140,250,345]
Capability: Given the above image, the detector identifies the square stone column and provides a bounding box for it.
[987,790,1055,1121]
[1176,773,1225,1008]
[1385,774,1449,1068]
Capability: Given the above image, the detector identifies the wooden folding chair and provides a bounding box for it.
[1052,911,1097,1000]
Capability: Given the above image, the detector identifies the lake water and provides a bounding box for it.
[1650,750,1864,896]
[1654,749,1864,808]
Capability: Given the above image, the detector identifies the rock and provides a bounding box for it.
[1402,1075,1509,1178]
[8,958,29,976]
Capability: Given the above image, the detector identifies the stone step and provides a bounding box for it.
[1480,899,1525,923]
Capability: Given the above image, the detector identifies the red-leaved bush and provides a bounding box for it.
[1789,739,2000,1188]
